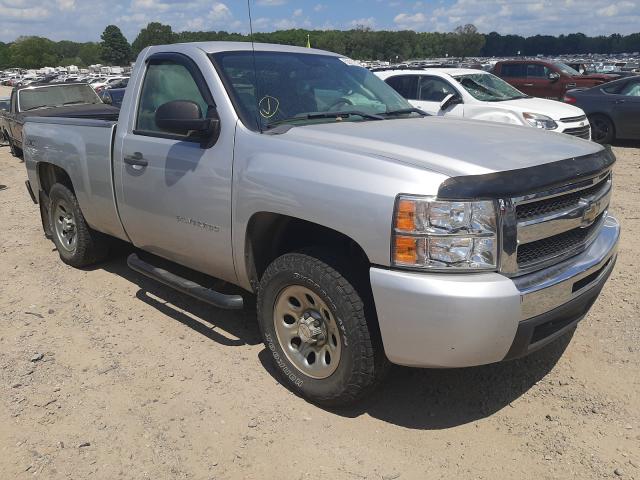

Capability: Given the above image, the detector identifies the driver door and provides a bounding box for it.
[612,78,640,138]
[413,75,463,117]
[115,53,237,283]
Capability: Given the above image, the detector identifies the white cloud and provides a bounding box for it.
[256,0,286,5]
[313,3,326,12]
[0,3,49,20]
[293,8,302,17]
[393,12,426,29]
[209,2,231,22]
[349,17,376,29]
[56,0,75,11]
[422,0,640,36]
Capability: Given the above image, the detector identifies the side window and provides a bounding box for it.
[526,64,548,78]
[602,81,626,94]
[136,61,209,134]
[500,64,524,78]
[620,80,640,97]
[385,75,419,100]
[418,76,456,102]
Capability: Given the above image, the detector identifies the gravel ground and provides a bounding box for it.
[0,95,638,478]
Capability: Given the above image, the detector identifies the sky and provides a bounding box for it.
[0,0,639,43]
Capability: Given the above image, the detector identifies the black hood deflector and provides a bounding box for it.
[437,147,615,200]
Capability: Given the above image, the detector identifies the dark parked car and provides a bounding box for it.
[0,83,119,158]
[106,77,129,89]
[492,60,617,100]
[564,76,640,144]
[100,88,126,108]
[0,97,8,145]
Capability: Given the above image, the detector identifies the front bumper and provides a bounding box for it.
[370,214,619,368]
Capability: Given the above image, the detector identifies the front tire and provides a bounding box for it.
[48,183,109,267]
[589,114,615,144]
[257,251,387,406]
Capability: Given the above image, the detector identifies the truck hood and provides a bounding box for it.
[282,116,602,178]
[491,97,586,121]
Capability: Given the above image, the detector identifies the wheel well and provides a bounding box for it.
[37,163,74,195]
[245,213,371,287]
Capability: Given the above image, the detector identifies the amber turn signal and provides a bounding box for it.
[394,235,418,264]
[395,199,416,232]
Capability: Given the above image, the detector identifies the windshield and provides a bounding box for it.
[453,73,528,101]
[211,51,414,130]
[18,84,101,111]
[554,62,581,76]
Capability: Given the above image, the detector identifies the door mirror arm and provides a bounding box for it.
[439,93,463,111]
[201,110,221,149]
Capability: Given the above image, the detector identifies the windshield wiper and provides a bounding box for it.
[62,100,89,106]
[266,110,384,128]
[381,107,428,116]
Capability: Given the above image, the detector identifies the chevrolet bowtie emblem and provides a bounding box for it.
[580,199,600,227]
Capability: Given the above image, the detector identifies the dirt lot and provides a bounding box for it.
[0,97,638,479]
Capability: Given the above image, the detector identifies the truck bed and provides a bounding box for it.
[24,117,126,241]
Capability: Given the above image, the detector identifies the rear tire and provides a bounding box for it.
[589,114,615,144]
[257,250,388,406]
[48,183,109,267]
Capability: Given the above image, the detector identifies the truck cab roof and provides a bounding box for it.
[150,41,341,57]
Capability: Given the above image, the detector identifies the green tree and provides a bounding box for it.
[78,42,102,66]
[0,42,11,69]
[451,24,485,57]
[100,25,131,65]
[131,22,175,56]
[9,36,58,68]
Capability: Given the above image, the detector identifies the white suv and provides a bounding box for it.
[375,68,591,140]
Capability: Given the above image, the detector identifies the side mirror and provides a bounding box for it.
[155,100,213,136]
[439,93,462,111]
[102,95,112,105]
[548,72,561,82]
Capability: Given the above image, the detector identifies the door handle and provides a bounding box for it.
[523,83,534,87]
[124,152,148,167]
[614,99,626,104]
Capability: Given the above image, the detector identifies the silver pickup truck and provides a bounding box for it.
[23,42,619,406]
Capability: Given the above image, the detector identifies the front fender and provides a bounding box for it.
[230,124,447,290]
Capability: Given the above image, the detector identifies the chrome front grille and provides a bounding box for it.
[516,212,604,266]
[499,170,612,276]
[559,114,587,123]
[563,125,591,139]
[516,176,609,221]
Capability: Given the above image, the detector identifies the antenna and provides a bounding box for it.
[247,0,262,132]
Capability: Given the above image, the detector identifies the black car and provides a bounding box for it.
[100,88,126,108]
[564,76,640,144]
[0,83,119,158]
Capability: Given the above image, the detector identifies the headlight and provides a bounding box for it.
[392,196,498,271]
[523,112,558,130]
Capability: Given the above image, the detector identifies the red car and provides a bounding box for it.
[492,60,616,100]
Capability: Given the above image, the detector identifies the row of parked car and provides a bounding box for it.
[374,59,640,144]
[1,73,129,90]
